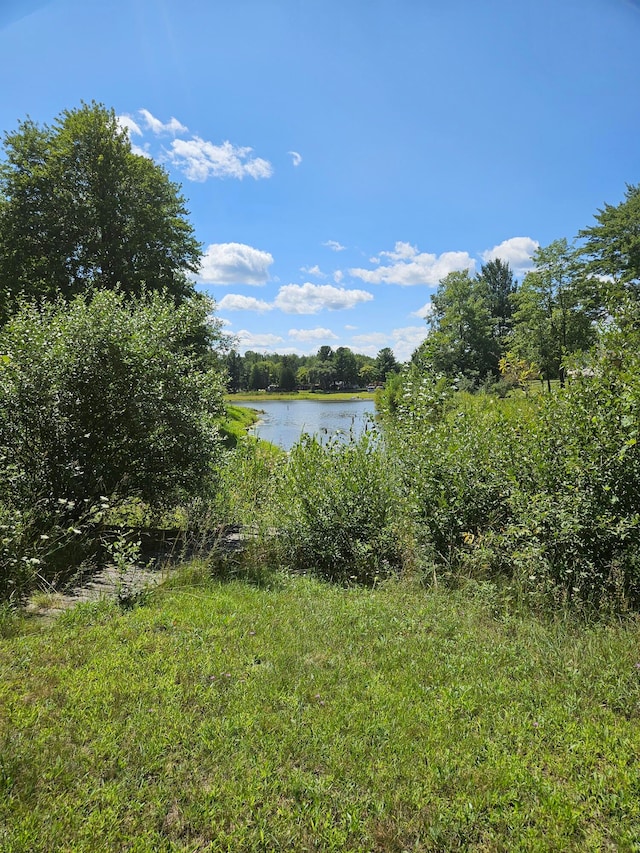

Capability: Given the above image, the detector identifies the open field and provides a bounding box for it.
[2,571,640,851]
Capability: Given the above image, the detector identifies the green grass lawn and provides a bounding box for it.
[2,571,640,851]
[227,391,377,403]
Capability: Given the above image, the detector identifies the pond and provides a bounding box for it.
[243,398,376,450]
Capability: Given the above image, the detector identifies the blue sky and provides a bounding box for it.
[1,0,639,359]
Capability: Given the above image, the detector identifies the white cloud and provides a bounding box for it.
[117,114,142,137]
[168,137,273,182]
[131,143,153,159]
[350,242,475,286]
[288,150,302,167]
[274,283,373,314]
[199,243,274,285]
[380,241,418,261]
[352,332,389,348]
[300,264,326,278]
[288,327,338,342]
[391,325,430,361]
[481,237,539,275]
[323,240,346,252]
[139,108,188,136]
[218,294,273,313]
[411,301,434,319]
[235,330,284,349]
[344,324,357,330]
[333,270,344,284]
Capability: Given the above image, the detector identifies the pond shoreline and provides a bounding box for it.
[226,391,377,403]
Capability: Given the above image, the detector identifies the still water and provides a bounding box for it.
[244,398,375,450]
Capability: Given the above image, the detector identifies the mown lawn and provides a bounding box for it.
[1,571,640,851]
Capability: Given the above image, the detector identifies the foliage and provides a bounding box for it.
[383,335,640,609]
[269,432,408,584]
[477,257,518,343]
[0,102,201,323]
[0,291,225,523]
[577,182,640,313]
[217,404,259,449]
[225,345,380,392]
[498,350,539,392]
[510,239,595,388]
[418,269,500,385]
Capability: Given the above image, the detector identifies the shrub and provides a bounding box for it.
[0,291,224,516]
[0,291,225,596]
[270,431,408,584]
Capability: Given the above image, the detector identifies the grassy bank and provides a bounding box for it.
[227,390,376,403]
[2,571,639,851]
[218,403,260,447]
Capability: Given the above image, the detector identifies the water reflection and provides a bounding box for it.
[243,399,375,450]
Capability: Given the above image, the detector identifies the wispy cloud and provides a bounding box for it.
[411,301,434,319]
[117,109,272,182]
[218,294,273,313]
[288,327,338,342]
[350,242,475,286]
[168,137,273,182]
[200,243,274,285]
[323,240,346,252]
[300,264,326,278]
[139,108,188,136]
[351,332,389,348]
[481,236,539,276]
[116,114,143,137]
[392,326,430,361]
[288,150,302,167]
[274,283,373,314]
[235,330,284,349]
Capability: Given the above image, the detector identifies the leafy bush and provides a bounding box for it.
[382,344,640,610]
[0,291,225,596]
[0,291,224,515]
[269,432,409,584]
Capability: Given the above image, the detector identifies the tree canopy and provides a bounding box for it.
[420,269,499,383]
[0,102,201,323]
[578,183,640,313]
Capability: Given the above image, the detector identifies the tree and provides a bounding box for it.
[334,346,359,387]
[375,347,399,382]
[0,102,201,322]
[278,364,297,391]
[577,183,640,315]
[510,239,594,389]
[317,345,334,363]
[476,258,517,342]
[422,270,498,383]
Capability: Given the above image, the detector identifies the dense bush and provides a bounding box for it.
[0,291,225,596]
[0,290,224,515]
[381,344,640,609]
[268,432,409,585]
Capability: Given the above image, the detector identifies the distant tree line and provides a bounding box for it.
[224,345,400,392]
[413,183,640,390]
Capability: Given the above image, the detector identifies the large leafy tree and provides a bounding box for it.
[421,269,499,383]
[511,239,595,389]
[577,183,640,315]
[0,102,201,322]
